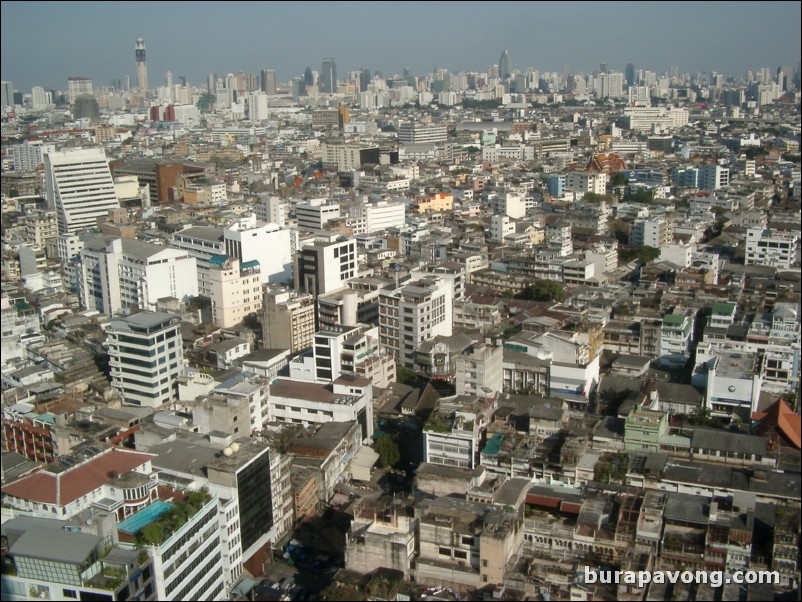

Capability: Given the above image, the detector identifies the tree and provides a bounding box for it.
[609,220,629,245]
[745,146,768,160]
[610,172,629,188]
[196,93,216,113]
[374,434,401,468]
[618,246,660,265]
[584,192,614,203]
[623,189,654,204]
[519,279,566,303]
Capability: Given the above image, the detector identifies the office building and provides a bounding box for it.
[295,234,357,297]
[12,140,55,173]
[379,275,453,368]
[148,437,291,591]
[44,148,120,235]
[499,49,512,79]
[289,323,395,389]
[106,311,184,407]
[80,236,198,315]
[67,76,93,103]
[745,228,799,269]
[1,80,13,107]
[398,122,448,144]
[223,214,294,284]
[260,69,277,94]
[321,58,337,93]
[135,37,148,91]
[263,287,316,352]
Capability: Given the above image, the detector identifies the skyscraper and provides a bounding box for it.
[44,148,120,235]
[499,49,512,79]
[625,63,637,87]
[321,58,337,94]
[67,77,93,104]
[135,37,148,91]
[0,81,13,108]
[261,69,277,95]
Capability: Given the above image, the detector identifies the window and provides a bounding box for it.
[63,591,77,599]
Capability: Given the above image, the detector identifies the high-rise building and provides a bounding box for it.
[321,57,337,94]
[260,69,277,94]
[12,140,55,173]
[263,287,316,352]
[499,49,512,80]
[625,62,637,86]
[1,80,13,108]
[295,234,358,298]
[379,275,453,368]
[135,37,148,91]
[44,148,120,235]
[359,68,371,92]
[106,311,184,407]
[31,86,49,109]
[67,76,93,103]
[79,236,198,315]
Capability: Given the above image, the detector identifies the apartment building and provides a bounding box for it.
[208,256,263,328]
[295,234,357,297]
[262,287,316,353]
[80,237,198,316]
[379,275,453,369]
[106,311,184,408]
[44,148,120,235]
[745,228,799,270]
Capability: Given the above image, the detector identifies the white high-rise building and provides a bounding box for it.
[44,148,120,235]
[223,214,294,285]
[364,200,406,233]
[295,234,358,297]
[12,140,55,173]
[106,311,184,407]
[80,237,198,315]
[31,86,50,109]
[0,81,13,108]
[246,91,269,121]
[379,275,453,368]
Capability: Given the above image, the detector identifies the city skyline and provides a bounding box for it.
[2,1,800,93]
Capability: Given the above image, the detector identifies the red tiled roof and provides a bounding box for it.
[2,448,155,506]
[752,399,801,450]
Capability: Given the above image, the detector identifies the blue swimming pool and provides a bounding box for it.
[117,500,175,534]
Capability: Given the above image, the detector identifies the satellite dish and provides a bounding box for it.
[223,447,233,457]
[230,442,240,453]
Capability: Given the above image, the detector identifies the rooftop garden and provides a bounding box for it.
[423,412,453,433]
[136,490,210,547]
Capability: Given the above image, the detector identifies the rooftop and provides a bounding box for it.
[2,448,155,506]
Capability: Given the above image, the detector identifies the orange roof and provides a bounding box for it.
[3,448,156,506]
[587,153,626,173]
[752,399,801,450]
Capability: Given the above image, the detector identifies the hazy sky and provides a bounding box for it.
[2,1,800,92]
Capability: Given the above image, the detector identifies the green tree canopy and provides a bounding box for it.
[374,434,401,468]
[519,279,566,303]
[619,246,660,264]
[196,93,216,113]
[609,172,629,188]
[623,189,655,204]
